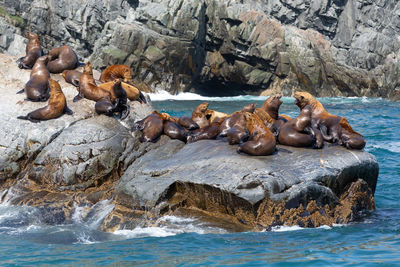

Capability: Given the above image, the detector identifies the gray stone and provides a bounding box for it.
[116,139,378,208]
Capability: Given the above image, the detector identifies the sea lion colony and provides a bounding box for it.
[134,94,366,155]
[16,32,147,122]
[15,32,366,154]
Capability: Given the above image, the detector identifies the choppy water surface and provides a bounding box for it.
[1,94,399,265]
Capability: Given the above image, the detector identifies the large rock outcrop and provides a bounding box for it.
[0,53,378,231]
[0,0,399,100]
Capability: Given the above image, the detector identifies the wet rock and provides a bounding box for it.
[107,138,378,231]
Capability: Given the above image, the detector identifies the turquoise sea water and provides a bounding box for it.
[0,95,399,266]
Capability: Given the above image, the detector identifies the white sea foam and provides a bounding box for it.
[75,232,97,245]
[270,225,305,232]
[147,90,384,103]
[270,224,337,232]
[112,215,227,239]
[148,91,270,102]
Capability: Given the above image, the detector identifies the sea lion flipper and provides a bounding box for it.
[72,79,79,87]
[138,91,147,104]
[16,88,25,94]
[73,93,83,102]
[17,115,28,120]
[64,106,73,115]
[17,115,40,123]
[119,105,130,120]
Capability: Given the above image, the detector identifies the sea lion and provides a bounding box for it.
[73,62,111,102]
[226,125,249,145]
[94,80,130,119]
[293,91,366,149]
[16,32,43,69]
[17,55,50,102]
[205,109,229,124]
[62,69,82,87]
[177,116,199,130]
[100,65,132,83]
[191,102,210,128]
[163,120,187,142]
[47,45,79,74]
[218,103,255,138]
[237,112,276,156]
[18,79,72,122]
[278,105,323,148]
[133,112,164,143]
[260,94,288,131]
[186,119,223,143]
[98,80,147,103]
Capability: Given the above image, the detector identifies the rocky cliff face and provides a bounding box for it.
[1,0,399,99]
[0,53,379,232]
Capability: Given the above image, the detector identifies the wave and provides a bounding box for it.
[113,215,227,239]
[148,91,274,102]
[147,90,385,103]
[367,141,400,153]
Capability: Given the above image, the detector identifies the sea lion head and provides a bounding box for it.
[48,78,62,93]
[123,68,131,81]
[196,102,209,113]
[242,103,257,113]
[26,32,38,40]
[36,55,49,64]
[293,91,314,109]
[84,62,93,75]
[266,94,283,108]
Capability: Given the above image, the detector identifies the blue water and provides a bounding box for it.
[1,95,399,265]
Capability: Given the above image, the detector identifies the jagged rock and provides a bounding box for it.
[104,138,378,231]
[0,0,399,99]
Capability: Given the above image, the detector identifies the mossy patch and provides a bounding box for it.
[103,47,129,62]
[0,7,25,28]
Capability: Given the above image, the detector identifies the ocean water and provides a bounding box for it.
[1,93,399,265]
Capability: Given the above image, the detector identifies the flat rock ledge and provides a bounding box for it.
[0,53,378,232]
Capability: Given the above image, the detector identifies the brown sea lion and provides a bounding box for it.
[293,91,366,149]
[237,112,276,156]
[133,112,164,143]
[253,108,275,132]
[98,81,147,103]
[278,105,323,148]
[100,65,132,83]
[17,55,50,102]
[17,32,43,69]
[177,117,199,130]
[218,103,255,138]
[186,119,223,143]
[18,79,72,122]
[73,62,111,102]
[191,102,210,128]
[164,120,187,142]
[62,69,82,87]
[94,80,129,119]
[47,45,79,74]
[260,94,288,131]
